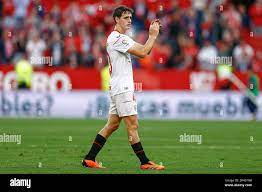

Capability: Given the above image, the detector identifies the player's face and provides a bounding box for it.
[118,12,132,31]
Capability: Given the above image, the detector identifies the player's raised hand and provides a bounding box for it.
[149,19,161,38]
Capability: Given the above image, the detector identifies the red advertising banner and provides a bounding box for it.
[0,65,261,91]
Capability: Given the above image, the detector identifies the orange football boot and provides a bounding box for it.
[82,159,105,169]
[140,161,165,170]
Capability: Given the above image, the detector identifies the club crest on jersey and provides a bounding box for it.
[122,39,129,46]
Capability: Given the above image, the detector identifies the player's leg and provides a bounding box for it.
[82,114,122,168]
[249,99,258,121]
[246,97,258,121]
[118,92,164,170]
[99,114,122,139]
[82,93,121,168]
[252,105,258,121]
[123,115,164,170]
[122,114,149,162]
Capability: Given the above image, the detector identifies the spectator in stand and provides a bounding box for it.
[133,30,147,69]
[13,0,30,28]
[253,50,262,72]
[192,0,207,11]
[3,29,14,63]
[50,3,62,24]
[64,1,84,26]
[0,28,7,64]
[50,30,63,66]
[0,0,3,19]
[132,0,147,32]
[92,35,107,70]
[217,40,231,58]
[233,38,254,71]
[191,0,206,45]
[221,3,242,31]
[182,37,199,69]
[221,28,236,57]
[151,40,172,69]
[26,30,46,67]
[166,10,184,68]
[2,0,15,28]
[79,25,93,67]
[41,14,57,34]
[183,8,198,43]
[13,29,27,62]
[25,5,42,30]
[201,9,215,44]
[198,39,218,71]
[238,4,250,30]
[29,0,45,18]
[249,0,262,35]
[65,37,80,68]
[0,0,260,72]
[168,8,183,43]
[167,34,184,69]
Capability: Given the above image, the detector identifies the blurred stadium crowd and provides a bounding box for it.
[0,0,261,71]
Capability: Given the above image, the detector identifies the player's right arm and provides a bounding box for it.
[127,19,160,58]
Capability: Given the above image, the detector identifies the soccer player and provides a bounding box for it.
[243,67,260,120]
[82,5,165,170]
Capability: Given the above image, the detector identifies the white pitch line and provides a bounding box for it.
[19,145,262,150]
[111,137,262,143]
[114,145,240,149]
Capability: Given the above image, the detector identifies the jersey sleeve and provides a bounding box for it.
[111,34,135,53]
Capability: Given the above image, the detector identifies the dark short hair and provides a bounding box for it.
[113,5,133,22]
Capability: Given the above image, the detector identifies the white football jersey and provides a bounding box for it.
[106,31,135,96]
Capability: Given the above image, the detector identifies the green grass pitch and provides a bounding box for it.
[0,118,261,174]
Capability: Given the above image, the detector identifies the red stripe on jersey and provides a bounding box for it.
[112,36,122,45]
